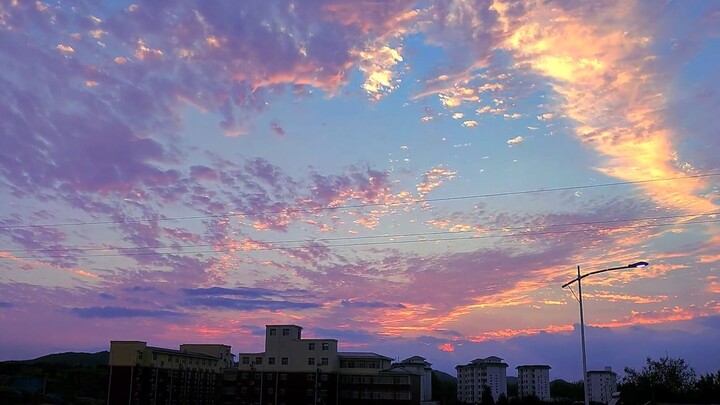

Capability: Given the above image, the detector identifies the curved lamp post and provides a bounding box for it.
[562,261,649,405]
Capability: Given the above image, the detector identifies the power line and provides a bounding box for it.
[8,216,720,260]
[1,172,718,230]
[4,210,718,255]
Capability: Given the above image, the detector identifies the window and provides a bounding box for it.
[267,373,273,380]
[152,353,158,361]
[282,328,289,336]
[307,374,315,381]
[269,328,277,336]
[242,357,250,365]
[321,374,328,381]
[321,358,328,366]
[279,388,285,395]
[138,352,143,360]
[255,357,263,365]
[268,388,274,395]
[269,357,276,365]
[308,343,315,350]
[308,357,315,366]
[241,373,248,380]
[281,357,288,365]
[280,373,287,380]
[321,343,329,350]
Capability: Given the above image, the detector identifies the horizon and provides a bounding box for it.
[1,0,720,385]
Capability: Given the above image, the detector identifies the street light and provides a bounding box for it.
[562,261,649,405]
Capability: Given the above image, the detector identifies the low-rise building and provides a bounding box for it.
[107,341,231,405]
[226,325,423,405]
[516,365,551,401]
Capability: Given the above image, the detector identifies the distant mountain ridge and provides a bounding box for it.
[7,351,109,367]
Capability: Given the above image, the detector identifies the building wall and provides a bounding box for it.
[517,366,551,401]
[107,341,227,405]
[109,365,221,405]
[238,325,340,374]
[587,369,617,405]
[230,325,423,405]
[456,357,508,404]
[393,356,433,402]
[338,372,421,405]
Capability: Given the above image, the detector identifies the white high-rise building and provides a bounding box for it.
[516,365,551,401]
[587,367,617,404]
[456,356,508,404]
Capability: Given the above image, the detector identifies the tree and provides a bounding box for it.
[481,385,496,405]
[620,355,697,404]
[695,370,720,404]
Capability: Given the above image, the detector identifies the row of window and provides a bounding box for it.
[307,342,330,350]
[240,372,329,382]
[339,360,383,369]
[268,328,291,336]
[339,391,411,400]
[340,375,409,385]
[241,356,329,366]
[307,357,329,366]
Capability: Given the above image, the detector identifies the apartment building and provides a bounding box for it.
[225,324,422,405]
[456,356,508,404]
[107,340,232,405]
[516,365,551,401]
[391,356,434,403]
[587,367,617,405]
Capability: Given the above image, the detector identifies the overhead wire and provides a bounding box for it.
[1,171,719,230]
[3,210,718,255]
[8,215,720,260]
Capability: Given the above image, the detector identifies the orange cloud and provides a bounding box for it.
[438,343,455,352]
[497,0,716,213]
[467,324,573,343]
[416,166,457,198]
[593,302,720,328]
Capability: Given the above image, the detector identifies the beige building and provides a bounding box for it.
[238,324,340,373]
[107,341,231,404]
[587,367,617,405]
[229,324,423,405]
[456,356,508,404]
[516,365,551,401]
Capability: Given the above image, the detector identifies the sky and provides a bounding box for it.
[1,0,720,381]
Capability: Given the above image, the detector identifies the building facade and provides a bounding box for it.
[516,365,551,401]
[391,356,433,403]
[226,325,422,405]
[587,367,617,405]
[456,356,508,404]
[107,341,231,405]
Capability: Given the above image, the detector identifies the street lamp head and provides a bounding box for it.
[628,261,649,268]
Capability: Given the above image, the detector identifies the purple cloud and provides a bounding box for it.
[183,296,320,311]
[70,306,185,319]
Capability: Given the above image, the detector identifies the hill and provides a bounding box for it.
[0,351,109,404]
[25,351,109,367]
[432,369,458,404]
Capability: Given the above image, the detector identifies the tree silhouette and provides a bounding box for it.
[481,385,496,405]
[620,355,696,404]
